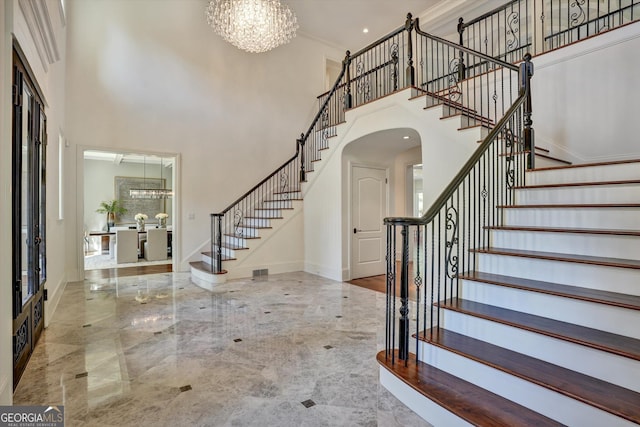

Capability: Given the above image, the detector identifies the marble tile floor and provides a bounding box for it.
[13,271,432,427]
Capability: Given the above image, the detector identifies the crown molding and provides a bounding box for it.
[18,0,61,72]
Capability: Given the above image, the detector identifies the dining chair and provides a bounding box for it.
[144,228,168,261]
[115,229,139,264]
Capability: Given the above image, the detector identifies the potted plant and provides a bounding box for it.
[96,200,127,232]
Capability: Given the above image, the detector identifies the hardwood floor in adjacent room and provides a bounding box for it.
[84,263,172,280]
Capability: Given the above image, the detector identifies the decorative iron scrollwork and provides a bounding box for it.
[504,128,516,189]
[14,318,28,363]
[445,206,459,280]
[234,209,244,237]
[414,227,422,289]
[280,171,289,195]
[506,11,520,51]
[320,107,329,129]
[570,0,587,27]
[321,129,329,146]
[390,43,399,91]
[34,297,43,327]
[447,58,462,102]
[355,60,371,102]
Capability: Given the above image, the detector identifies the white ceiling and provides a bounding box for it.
[293,0,441,49]
[289,0,500,50]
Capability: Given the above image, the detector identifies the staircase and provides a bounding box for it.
[379,159,640,426]
[190,189,303,288]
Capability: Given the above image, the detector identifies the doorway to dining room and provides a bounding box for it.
[82,150,177,272]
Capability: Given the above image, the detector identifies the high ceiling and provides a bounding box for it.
[290,0,499,50]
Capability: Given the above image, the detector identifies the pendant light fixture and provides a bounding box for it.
[129,156,173,199]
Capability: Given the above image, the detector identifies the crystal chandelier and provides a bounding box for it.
[205,0,298,53]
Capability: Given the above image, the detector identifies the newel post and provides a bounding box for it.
[457,17,466,81]
[210,214,223,274]
[405,13,415,87]
[343,51,352,110]
[520,53,535,169]
[398,225,410,363]
[297,133,306,182]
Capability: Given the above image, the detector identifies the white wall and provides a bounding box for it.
[304,90,484,281]
[64,0,344,273]
[533,21,640,162]
[0,0,13,406]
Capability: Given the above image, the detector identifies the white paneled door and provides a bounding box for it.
[351,165,387,279]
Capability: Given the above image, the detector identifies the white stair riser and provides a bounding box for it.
[196,257,221,272]
[271,192,301,201]
[242,218,270,227]
[224,235,250,247]
[417,343,634,427]
[534,156,569,168]
[490,230,640,260]
[441,309,640,393]
[515,184,640,205]
[379,368,473,427]
[190,265,227,290]
[205,246,236,259]
[476,252,640,296]
[528,162,640,186]
[234,227,260,238]
[261,200,293,209]
[503,207,640,229]
[460,280,640,339]
[253,209,282,218]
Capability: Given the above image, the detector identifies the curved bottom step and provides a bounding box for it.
[377,350,562,427]
[190,261,227,290]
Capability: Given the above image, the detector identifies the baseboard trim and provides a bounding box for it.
[45,274,67,327]
[304,262,342,282]
[227,261,304,280]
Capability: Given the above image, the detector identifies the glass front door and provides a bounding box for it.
[12,48,47,390]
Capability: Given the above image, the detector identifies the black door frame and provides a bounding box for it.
[12,44,47,390]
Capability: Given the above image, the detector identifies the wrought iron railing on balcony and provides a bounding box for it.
[383,54,534,366]
[458,0,640,62]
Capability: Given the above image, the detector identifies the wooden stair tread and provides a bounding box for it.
[498,203,640,208]
[441,111,495,125]
[470,246,640,270]
[376,350,563,427]
[254,207,294,210]
[515,179,640,190]
[189,261,228,274]
[273,189,301,195]
[212,242,248,251]
[458,122,492,131]
[529,158,640,172]
[245,216,283,220]
[263,198,303,202]
[440,297,640,360]
[533,152,572,165]
[423,328,640,424]
[500,151,572,165]
[459,270,640,311]
[224,233,260,240]
[486,225,640,237]
[201,252,236,261]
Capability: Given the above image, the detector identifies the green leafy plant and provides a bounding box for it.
[96,200,127,231]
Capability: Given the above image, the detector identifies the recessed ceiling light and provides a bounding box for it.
[363,28,369,34]
[403,135,410,139]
